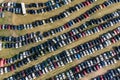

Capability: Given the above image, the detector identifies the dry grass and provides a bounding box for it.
[0,0,120,80]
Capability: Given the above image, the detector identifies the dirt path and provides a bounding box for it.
[0,0,4,3]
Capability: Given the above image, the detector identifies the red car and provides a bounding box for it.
[53,62,58,68]
[111,50,117,56]
[0,25,1,30]
[64,24,69,29]
[101,4,106,8]
[115,29,120,34]
[100,37,105,43]
[10,65,15,71]
[89,42,94,47]
[83,70,87,75]
[7,25,11,30]
[100,75,104,80]
[0,58,6,67]
[69,31,73,36]
[86,1,91,5]
[82,32,86,37]
[84,13,89,18]
[111,38,116,43]
[76,17,81,22]
[22,71,26,77]
[98,25,103,30]
[73,36,78,40]
[95,64,100,70]
[38,70,43,76]
[0,8,2,12]
[75,66,80,73]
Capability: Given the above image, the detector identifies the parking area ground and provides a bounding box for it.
[0,0,120,80]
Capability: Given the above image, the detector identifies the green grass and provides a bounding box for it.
[0,18,5,24]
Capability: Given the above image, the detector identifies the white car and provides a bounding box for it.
[69,49,74,55]
[50,18,53,23]
[35,37,39,42]
[23,52,27,58]
[4,67,8,73]
[99,55,104,61]
[19,42,22,47]
[100,44,103,49]
[75,5,80,11]
[65,50,70,56]
[0,68,3,75]
[29,24,33,29]
[59,74,63,80]
[66,57,70,63]
[44,67,49,73]
[104,60,108,66]
[0,42,2,51]
[68,56,73,62]
[27,58,31,63]
[103,53,109,59]
[23,24,27,30]
[25,76,29,80]
[55,75,60,80]
[85,49,90,55]
[59,35,64,40]
[28,74,32,80]
[60,60,64,66]
[64,12,69,17]
[112,58,117,64]
[20,53,24,60]
[87,61,91,67]
[62,73,66,79]
[57,61,61,67]
[61,40,66,46]
[31,72,36,79]
[68,38,72,43]
[58,42,63,47]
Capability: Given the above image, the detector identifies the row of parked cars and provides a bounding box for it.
[2,26,120,79]
[0,3,4,18]
[92,67,120,80]
[1,1,21,8]
[27,0,74,14]
[0,0,118,31]
[0,0,64,8]
[1,15,120,69]
[0,0,96,31]
[1,0,73,8]
[1,0,120,79]
[2,11,120,49]
[47,53,119,80]
[2,33,43,49]
[5,44,120,80]
[0,0,119,66]
[43,0,120,37]
[0,31,43,43]
[1,1,22,14]
[1,8,117,49]
[1,0,73,14]
[0,25,119,66]
[25,0,63,8]
[0,9,119,49]
[0,0,109,31]
[0,9,119,75]
[26,0,95,14]
[1,14,119,49]
[43,10,120,37]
